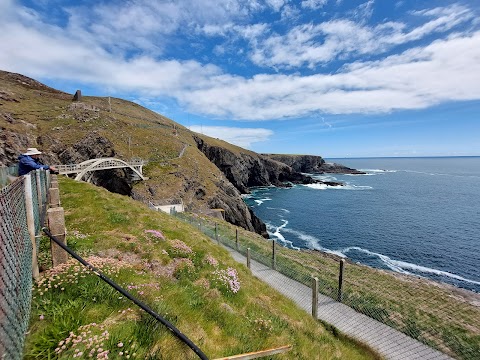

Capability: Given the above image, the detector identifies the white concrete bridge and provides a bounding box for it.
[55,158,147,182]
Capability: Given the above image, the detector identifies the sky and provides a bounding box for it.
[1,0,479,158]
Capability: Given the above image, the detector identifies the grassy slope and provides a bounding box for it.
[25,177,378,360]
[0,71,250,212]
[207,218,480,360]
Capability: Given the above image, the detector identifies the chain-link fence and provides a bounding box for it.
[174,213,480,360]
[0,165,18,188]
[0,170,50,360]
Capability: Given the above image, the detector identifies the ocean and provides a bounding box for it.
[243,157,480,293]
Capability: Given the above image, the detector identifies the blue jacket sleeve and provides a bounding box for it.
[18,156,49,175]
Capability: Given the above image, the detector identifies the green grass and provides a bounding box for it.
[186,215,480,360]
[25,177,379,360]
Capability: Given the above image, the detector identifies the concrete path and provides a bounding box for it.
[223,246,453,360]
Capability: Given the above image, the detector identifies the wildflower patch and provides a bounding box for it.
[54,322,138,359]
[144,229,165,240]
[34,256,132,296]
[210,267,241,295]
[168,239,193,258]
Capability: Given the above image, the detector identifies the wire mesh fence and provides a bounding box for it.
[0,170,50,360]
[174,213,480,360]
[0,165,18,188]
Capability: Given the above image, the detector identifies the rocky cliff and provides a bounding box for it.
[263,154,366,174]
[194,136,340,193]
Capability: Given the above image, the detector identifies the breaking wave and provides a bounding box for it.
[303,183,372,190]
[277,228,480,287]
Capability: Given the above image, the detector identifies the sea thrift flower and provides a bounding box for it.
[205,254,218,267]
[144,229,165,240]
[212,267,241,294]
[169,239,193,257]
[174,258,195,278]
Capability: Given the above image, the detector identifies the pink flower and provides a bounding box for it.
[144,229,165,240]
[117,342,123,348]
[39,314,44,320]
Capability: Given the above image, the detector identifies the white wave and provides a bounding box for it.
[269,225,480,287]
[303,183,372,191]
[266,220,301,250]
[360,169,397,173]
[254,197,272,205]
[311,174,338,182]
[266,207,290,213]
[389,260,480,285]
[341,247,480,285]
[304,183,328,190]
[280,228,339,254]
[345,173,376,176]
[340,247,410,273]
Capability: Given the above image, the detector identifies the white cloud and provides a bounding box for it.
[0,1,479,123]
[249,4,474,69]
[180,31,480,119]
[188,126,273,148]
[266,0,286,12]
[301,0,328,10]
[351,0,375,22]
[281,5,301,21]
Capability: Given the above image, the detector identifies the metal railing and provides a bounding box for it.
[174,213,480,360]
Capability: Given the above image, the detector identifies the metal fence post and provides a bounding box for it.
[338,259,345,302]
[272,240,276,270]
[312,277,319,319]
[24,174,39,279]
[247,248,251,269]
[235,228,239,251]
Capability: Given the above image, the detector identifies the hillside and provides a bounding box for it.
[0,70,346,237]
[25,177,378,359]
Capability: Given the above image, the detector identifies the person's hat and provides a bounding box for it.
[23,148,42,156]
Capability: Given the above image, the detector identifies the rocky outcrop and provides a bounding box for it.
[207,179,268,237]
[264,154,365,175]
[0,128,30,166]
[194,136,327,193]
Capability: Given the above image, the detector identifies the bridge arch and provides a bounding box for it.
[73,158,146,182]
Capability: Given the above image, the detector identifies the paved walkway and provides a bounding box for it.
[223,246,452,360]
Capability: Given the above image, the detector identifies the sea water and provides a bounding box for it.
[243,157,480,293]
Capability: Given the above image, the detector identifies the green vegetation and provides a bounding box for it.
[187,216,480,360]
[25,177,378,359]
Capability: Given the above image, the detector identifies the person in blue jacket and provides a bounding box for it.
[18,148,58,176]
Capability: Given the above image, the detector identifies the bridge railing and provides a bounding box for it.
[55,158,146,175]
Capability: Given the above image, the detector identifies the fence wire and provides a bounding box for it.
[0,170,50,360]
[174,213,480,360]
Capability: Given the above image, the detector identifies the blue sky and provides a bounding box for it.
[1,0,479,157]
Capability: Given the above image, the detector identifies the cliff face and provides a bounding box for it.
[194,136,318,193]
[264,154,366,175]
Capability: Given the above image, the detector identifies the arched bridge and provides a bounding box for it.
[55,158,147,182]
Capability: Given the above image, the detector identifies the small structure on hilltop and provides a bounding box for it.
[73,90,82,101]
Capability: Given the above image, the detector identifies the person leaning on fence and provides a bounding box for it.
[18,148,58,176]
